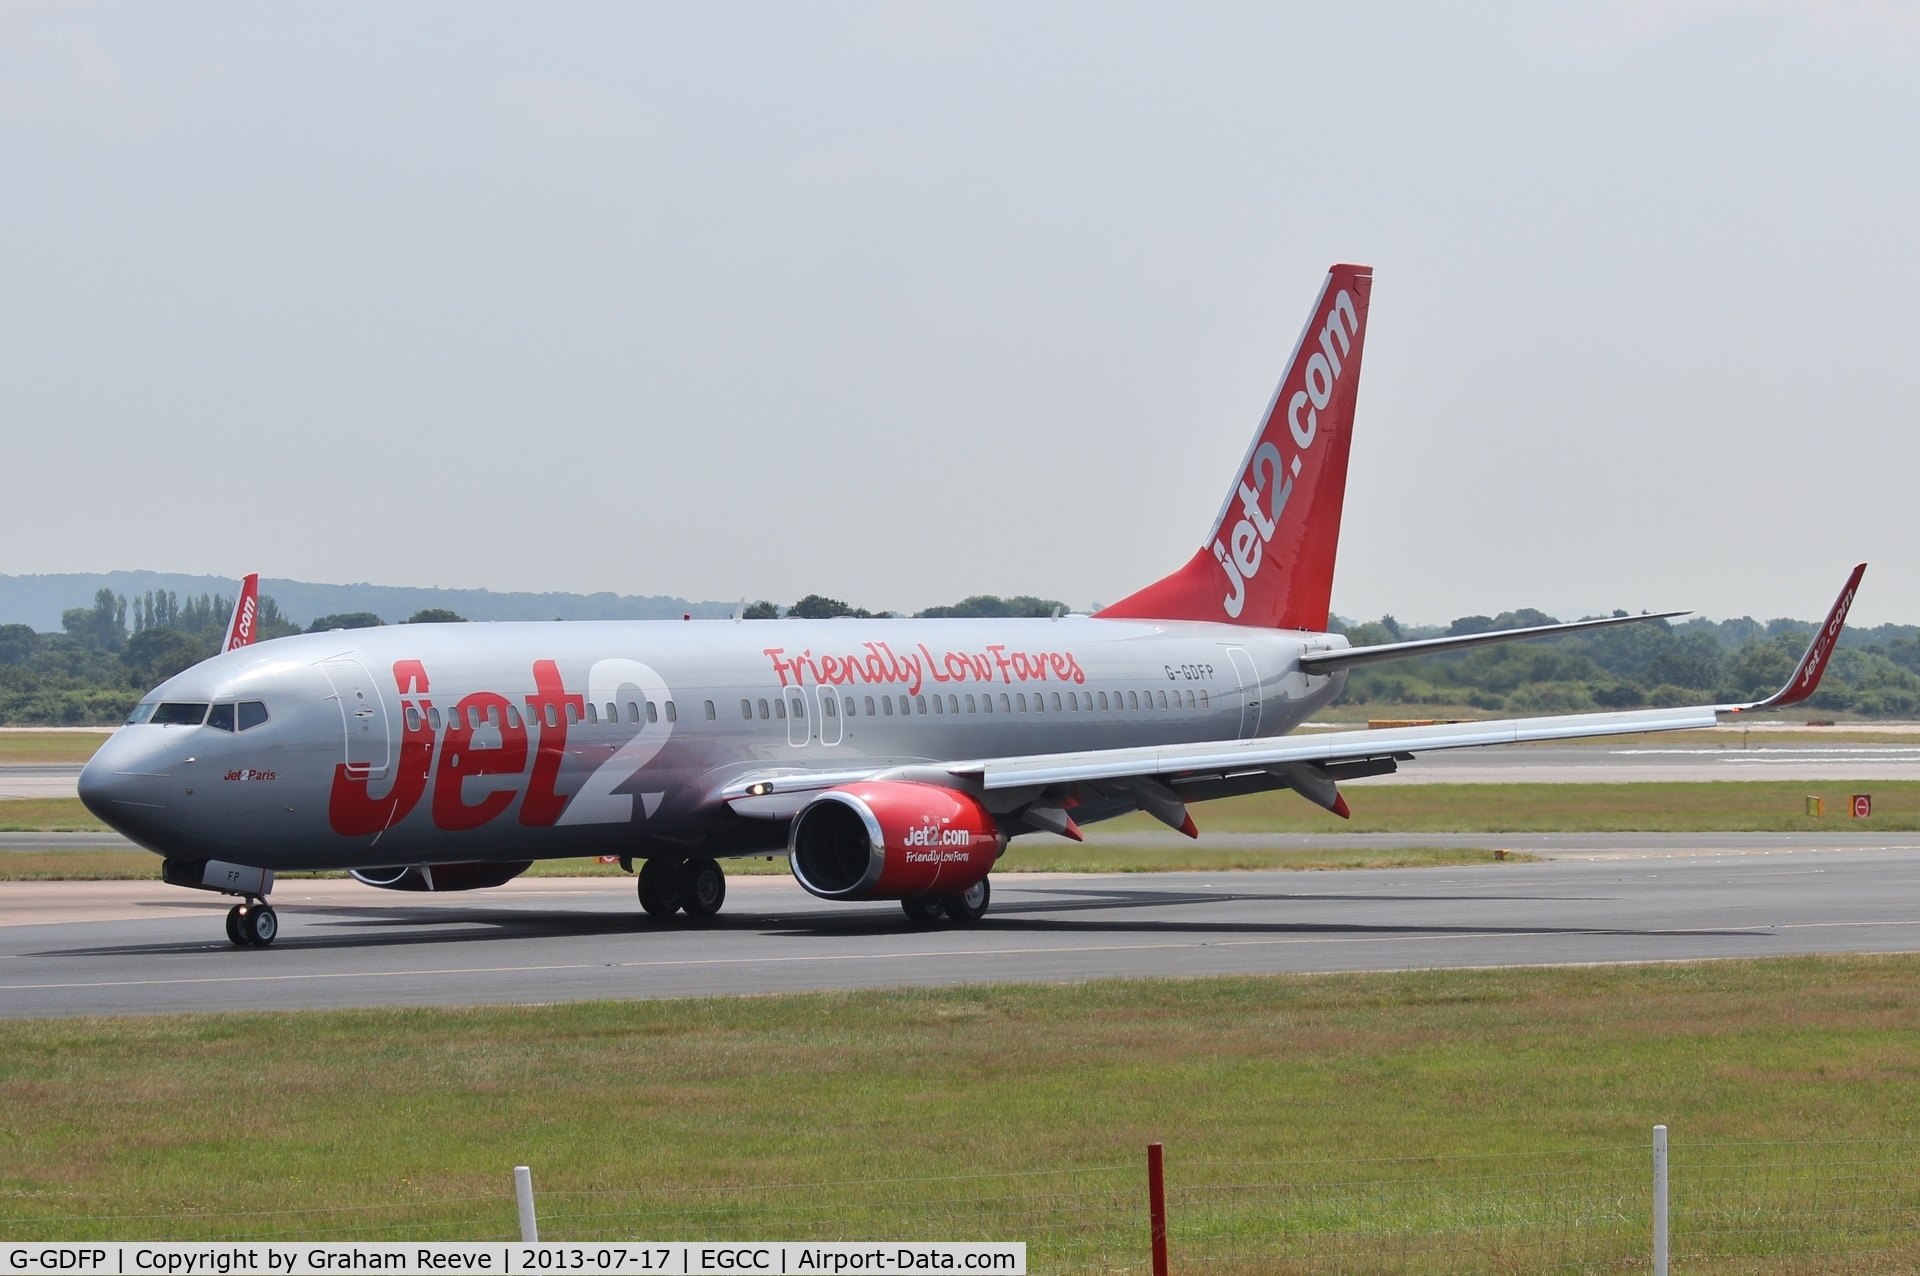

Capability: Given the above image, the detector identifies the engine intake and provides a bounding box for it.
[350,861,532,892]
[788,781,1004,901]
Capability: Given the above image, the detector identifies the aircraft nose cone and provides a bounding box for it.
[77,729,174,823]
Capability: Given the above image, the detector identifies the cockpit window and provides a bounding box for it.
[238,701,269,731]
[126,702,158,725]
[206,703,236,732]
[152,703,209,726]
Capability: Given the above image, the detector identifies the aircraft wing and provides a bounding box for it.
[724,565,1863,833]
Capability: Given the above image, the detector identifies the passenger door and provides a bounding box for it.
[1224,646,1262,739]
[319,658,392,779]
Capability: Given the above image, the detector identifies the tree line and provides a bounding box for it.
[4,589,1917,724]
[1331,610,1920,717]
[0,590,470,725]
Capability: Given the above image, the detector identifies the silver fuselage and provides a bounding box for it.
[78,616,1348,870]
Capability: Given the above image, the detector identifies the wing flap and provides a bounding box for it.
[953,704,1718,791]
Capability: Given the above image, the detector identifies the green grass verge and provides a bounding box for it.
[0,732,109,764]
[0,849,1524,881]
[0,798,111,832]
[1125,778,1920,833]
[0,956,1917,1268]
[8,780,1919,839]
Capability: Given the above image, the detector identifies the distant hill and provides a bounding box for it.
[0,572,737,631]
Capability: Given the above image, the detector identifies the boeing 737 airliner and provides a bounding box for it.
[77,265,1865,946]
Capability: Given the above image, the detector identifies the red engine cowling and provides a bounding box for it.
[788,781,1004,901]
[349,861,533,892]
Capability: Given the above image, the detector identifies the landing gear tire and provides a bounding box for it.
[230,903,278,947]
[901,896,945,926]
[940,877,990,926]
[638,857,683,918]
[246,905,278,946]
[678,857,726,919]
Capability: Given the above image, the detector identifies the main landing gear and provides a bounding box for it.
[901,877,991,927]
[638,856,727,920]
[225,900,279,947]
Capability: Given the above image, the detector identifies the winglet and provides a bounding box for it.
[221,573,261,653]
[1725,564,1866,713]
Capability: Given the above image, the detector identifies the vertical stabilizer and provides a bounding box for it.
[221,573,261,653]
[1097,264,1372,630]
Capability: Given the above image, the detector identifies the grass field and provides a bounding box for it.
[1097,778,1920,833]
[7,780,1917,841]
[0,846,1526,881]
[1,956,1916,1269]
[0,731,110,763]
[0,798,110,831]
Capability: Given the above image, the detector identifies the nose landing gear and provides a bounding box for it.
[226,900,279,947]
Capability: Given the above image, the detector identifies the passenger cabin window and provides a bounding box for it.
[206,703,236,732]
[506,706,521,729]
[1128,691,1139,710]
[999,693,1011,713]
[1199,690,1209,709]
[773,698,785,720]
[665,701,677,723]
[563,704,577,726]
[152,702,209,726]
[930,695,941,714]
[882,696,893,716]
[915,695,927,714]
[948,695,959,714]
[647,701,660,723]
[586,703,598,725]
[705,700,717,721]
[1158,690,1169,710]
[823,696,838,718]
[843,696,856,718]
[757,698,770,720]
[1052,692,1063,712]
[966,694,977,714]
[865,696,876,716]
[405,706,421,732]
[428,707,443,730]
[741,699,753,720]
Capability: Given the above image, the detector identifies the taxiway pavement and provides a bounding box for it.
[3,837,1918,1017]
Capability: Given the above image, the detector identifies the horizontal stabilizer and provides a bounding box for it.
[1300,610,1690,674]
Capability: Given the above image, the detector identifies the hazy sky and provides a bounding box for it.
[4,2,1915,624]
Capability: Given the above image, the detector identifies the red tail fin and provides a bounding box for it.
[1098,264,1373,630]
[221,573,260,653]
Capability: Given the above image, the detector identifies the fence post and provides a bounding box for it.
[1147,1142,1168,1276]
[1652,1126,1668,1276]
[515,1165,539,1244]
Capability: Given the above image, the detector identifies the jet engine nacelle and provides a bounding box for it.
[788,781,1004,901]
[349,861,533,892]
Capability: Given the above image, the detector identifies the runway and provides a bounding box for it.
[3,837,1918,1017]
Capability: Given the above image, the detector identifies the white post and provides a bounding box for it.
[1652,1125,1668,1276]
[514,1165,538,1243]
